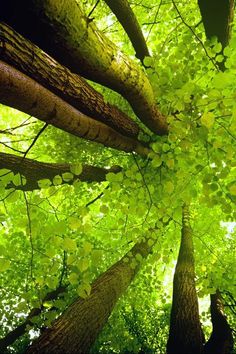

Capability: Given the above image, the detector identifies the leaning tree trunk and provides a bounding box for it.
[198,0,234,49]
[1,0,168,135]
[0,152,122,191]
[0,60,149,157]
[204,289,233,354]
[167,204,204,354]
[25,236,157,353]
[0,22,139,139]
[198,0,234,70]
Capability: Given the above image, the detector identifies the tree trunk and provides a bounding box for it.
[198,0,234,48]
[0,152,122,191]
[103,0,150,62]
[0,22,139,139]
[204,290,234,354]
[167,204,204,354]
[25,237,156,354]
[0,60,149,157]
[1,0,168,135]
[0,286,66,352]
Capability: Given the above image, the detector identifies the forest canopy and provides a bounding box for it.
[0,1,235,353]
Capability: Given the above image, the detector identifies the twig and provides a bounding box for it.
[22,123,48,159]
[88,0,100,19]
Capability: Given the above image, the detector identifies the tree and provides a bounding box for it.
[204,290,234,354]
[167,205,204,354]
[25,236,157,354]
[0,1,235,353]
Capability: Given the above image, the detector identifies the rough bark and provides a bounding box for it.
[0,286,66,353]
[25,237,156,354]
[0,22,139,139]
[103,0,150,62]
[0,0,168,135]
[0,61,150,157]
[198,0,234,48]
[0,152,122,191]
[204,290,234,354]
[167,205,204,354]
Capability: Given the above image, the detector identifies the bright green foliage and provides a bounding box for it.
[0,0,236,353]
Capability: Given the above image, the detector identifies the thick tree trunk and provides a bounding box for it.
[0,152,122,191]
[167,205,204,354]
[0,22,139,139]
[103,0,150,62]
[0,286,66,352]
[204,290,234,354]
[1,0,168,135]
[0,61,149,157]
[198,0,234,48]
[25,237,156,354]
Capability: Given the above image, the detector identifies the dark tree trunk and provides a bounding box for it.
[198,0,234,48]
[0,152,122,191]
[0,22,139,138]
[0,0,168,135]
[103,0,150,62]
[204,290,234,354]
[25,237,156,354]
[0,60,149,156]
[167,204,204,354]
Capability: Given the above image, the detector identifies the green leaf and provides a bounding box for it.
[7,190,20,203]
[200,112,215,129]
[162,143,170,152]
[62,172,74,182]
[151,155,162,168]
[83,241,92,255]
[106,172,123,182]
[70,163,83,175]
[164,181,174,194]
[135,253,143,262]
[68,272,79,285]
[53,175,63,186]
[0,258,10,272]
[63,237,77,251]
[77,282,91,298]
[91,250,103,263]
[68,217,81,230]
[38,179,52,188]
[76,258,89,272]
[229,184,236,196]
[12,173,22,186]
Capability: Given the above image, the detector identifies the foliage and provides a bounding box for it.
[0,0,235,353]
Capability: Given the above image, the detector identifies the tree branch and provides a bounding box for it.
[103,0,150,62]
[1,0,168,135]
[0,22,139,139]
[0,60,150,157]
[0,152,122,191]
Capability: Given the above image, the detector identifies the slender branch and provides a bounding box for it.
[22,123,48,159]
[103,0,150,62]
[88,0,100,18]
